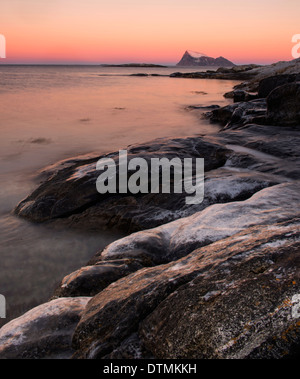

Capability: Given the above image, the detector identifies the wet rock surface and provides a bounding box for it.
[267,82,300,126]
[235,58,300,92]
[70,183,300,358]
[52,259,145,298]
[140,217,300,359]
[0,298,90,359]
[224,89,258,103]
[205,99,267,128]
[258,73,300,98]
[1,183,300,359]
[14,137,233,233]
[53,182,300,301]
[14,120,298,234]
[16,136,276,234]
[206,80,300,130]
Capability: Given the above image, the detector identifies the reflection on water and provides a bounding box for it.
[0,65,238,324]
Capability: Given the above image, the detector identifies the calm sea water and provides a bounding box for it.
[0,65,238,324]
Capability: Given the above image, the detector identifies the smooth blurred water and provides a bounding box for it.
[0,65,238,324]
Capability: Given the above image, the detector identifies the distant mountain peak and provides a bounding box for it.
[186,50,209,59]
[177,50,235,67]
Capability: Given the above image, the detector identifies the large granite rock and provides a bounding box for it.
[16,138,228,222]
[14,136,283,234]
[83,182,300,265]
[205,99,267,128]
[0,298,90,359]
[216,124,300,180]
[1,184,300,359]
[70,182,300,359]
[49,179,299,302]
[267,82,300,126]
[234,58,300,93]
[53,259,145,298]
[14,137,230,234]
[207,83,300,129]
[224,89,258,103]
[140,217,300,359]
[258,74,300,98]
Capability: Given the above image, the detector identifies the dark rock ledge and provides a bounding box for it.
[13,133,289,234]
[1,59,300,359]
[13,137,232,233]
[205,79,300,129]
[171,58,300,92]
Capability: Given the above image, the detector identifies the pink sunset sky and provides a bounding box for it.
[0,0,299,65]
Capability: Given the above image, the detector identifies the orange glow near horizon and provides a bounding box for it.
[1,0,299,65]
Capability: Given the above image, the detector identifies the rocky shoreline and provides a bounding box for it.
[0,59,300,359]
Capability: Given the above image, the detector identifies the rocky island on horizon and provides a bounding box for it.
[176,50,236,67]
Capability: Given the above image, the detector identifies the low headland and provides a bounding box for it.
[99,63,168,68]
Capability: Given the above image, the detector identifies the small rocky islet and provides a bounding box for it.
[1,59,300,359]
